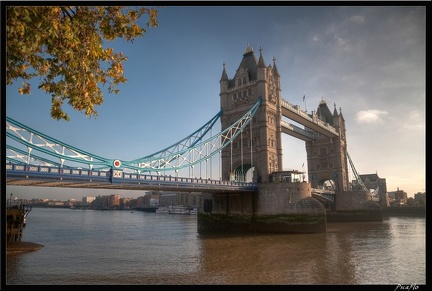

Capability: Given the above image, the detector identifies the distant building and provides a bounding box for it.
[82,196,96,205]
[156,191,201,208]
[150,192,160,207]
[109,194,120,207]
[136,191,152,208]
[47,201,66,207]
[128,197,138,209]
[158,192,177,206]
[93,195,109,209]
[120,197,134,209]
[177,192,201,208]
[388,187,408,206]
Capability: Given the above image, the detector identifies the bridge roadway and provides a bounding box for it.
[5,163,258,193]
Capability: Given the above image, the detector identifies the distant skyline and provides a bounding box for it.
[5,5,426,200]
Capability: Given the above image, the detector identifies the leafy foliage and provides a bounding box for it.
[6,6,159,121]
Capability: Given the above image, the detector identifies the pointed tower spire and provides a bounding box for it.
[272,57,280,77]
[333,102,339,117]
[220,61,229,82]
[244,42,254,55]
[258,47,266,68]
[220,62,229,93]
[339,106,345,121]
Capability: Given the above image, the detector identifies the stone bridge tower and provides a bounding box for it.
[305,100,350,191]
[219,45,282,182]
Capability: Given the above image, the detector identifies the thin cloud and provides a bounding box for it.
[350,15,365,24]
[402,110,425,130]
[355,110,388,124]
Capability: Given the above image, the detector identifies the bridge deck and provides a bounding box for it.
[6,164,258,193]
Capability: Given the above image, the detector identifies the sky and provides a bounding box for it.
[4,5,426,200]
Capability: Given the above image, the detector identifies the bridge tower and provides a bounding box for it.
[219,45,282,182]
[305,101,350,191]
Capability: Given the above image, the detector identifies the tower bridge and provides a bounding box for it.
[6,45,384,233]
[219,44,350,194]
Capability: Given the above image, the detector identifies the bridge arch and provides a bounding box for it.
[232,163,254,182]
[317,178,336,191]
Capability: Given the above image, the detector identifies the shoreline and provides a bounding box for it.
[7,241,44,254]
[382,206,425,217]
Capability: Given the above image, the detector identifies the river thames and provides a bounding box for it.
[5,207,426,285]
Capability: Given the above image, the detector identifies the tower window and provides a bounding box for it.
[320,147,328,155]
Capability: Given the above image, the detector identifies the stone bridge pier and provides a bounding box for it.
[198,180,327,234]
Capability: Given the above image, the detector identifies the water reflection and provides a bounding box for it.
[196,219,425,285]
[6,208,425,285]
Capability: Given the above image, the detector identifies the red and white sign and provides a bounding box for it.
[113,160,121,168]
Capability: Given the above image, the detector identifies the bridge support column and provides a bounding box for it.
[326,190,383,222]
[198,182,327,234]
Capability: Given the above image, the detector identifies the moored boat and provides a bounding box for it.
[168,205,191,215]
[155,206,169,214]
